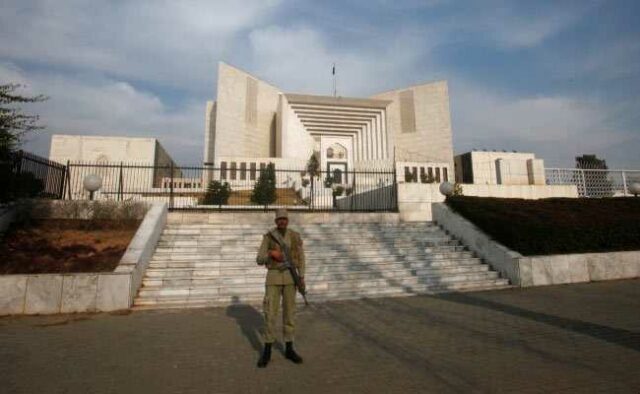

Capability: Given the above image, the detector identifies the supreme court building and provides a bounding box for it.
[204,62,454,183]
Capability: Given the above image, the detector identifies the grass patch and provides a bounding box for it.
[445,197,640,256]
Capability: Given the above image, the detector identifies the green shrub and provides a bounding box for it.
[202,180,231,205]
[250,163,276,206]
[445,196,640,255]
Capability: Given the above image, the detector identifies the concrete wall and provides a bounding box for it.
[433,203,640,287]
[433,203,523,284]
[461,184,579,199]
[371,81,454,170]
[335,185,396,211]
[397,183,444,221]
[204,101,216,164]
[213,62,281,161]
[277,94,315,161]
[397,161,451,183]
[455,151,546,185]
[50,134,180,198]
[49,134,157,164]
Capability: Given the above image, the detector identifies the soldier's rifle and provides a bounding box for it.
[268,231,309,306]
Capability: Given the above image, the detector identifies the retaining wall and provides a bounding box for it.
[433,203,640,287]
[0,201,167,315]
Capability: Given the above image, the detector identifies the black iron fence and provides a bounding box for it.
[1,150,66,203]
[62,162,398,212]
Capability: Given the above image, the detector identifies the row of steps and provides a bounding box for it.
[133,221,510,310]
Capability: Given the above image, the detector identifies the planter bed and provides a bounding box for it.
[0,201,167,315]
[0,219,139,274]
[445,196,640,256]
[433,202,640,287]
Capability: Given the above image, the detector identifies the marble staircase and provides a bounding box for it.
[133,222,510,310]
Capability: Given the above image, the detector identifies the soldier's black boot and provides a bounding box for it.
[257,343,272,368]
[285,341,303,364]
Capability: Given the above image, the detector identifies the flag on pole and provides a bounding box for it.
[332,64,335,75]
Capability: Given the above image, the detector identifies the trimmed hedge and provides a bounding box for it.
[445,196,640,256]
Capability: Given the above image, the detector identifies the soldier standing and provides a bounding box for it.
[256,208,305,368]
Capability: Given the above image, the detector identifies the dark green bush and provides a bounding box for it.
[446,196,640,256]
[250,163,276,206]
[202,180,231,205]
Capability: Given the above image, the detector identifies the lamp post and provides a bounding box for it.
[83,174,102,201]
[629,182,640,197]
[439,181,455,197]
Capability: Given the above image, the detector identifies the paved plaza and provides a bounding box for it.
[1,279,639,393]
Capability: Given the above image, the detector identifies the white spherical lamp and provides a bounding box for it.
[629,182,640,197]
[439,181,455,197]
[83,174,102,200]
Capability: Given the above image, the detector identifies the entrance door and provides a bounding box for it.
[327,162,347,184]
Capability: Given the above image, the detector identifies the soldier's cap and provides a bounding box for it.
[275,208,288,220]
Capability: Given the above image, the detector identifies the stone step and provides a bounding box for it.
[159,231,445,239]
[157,237,460,251]
[152,249,473,261]
[152,244,468,254]
[132,279,512,309]
[136,271,501,298]
[149,250,474,263]
[141,265,491,287]
[146,258,483,274]
[148,255,482,267]
[161,228,444,235]
[156,240,458,248]
[164,223,438,230]
[156,236,454,246]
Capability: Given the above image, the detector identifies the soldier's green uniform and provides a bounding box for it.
[256,227,306,343]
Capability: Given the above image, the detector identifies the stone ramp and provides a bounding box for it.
[133,221,510,310]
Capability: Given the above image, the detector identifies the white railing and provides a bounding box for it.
[545,168,640,197]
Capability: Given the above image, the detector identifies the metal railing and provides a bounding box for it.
[545,168,640,197]
[1,150,66,202]
[62,162,398,211]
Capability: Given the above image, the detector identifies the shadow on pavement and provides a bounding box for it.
[226,296,263,353]
[436,292,640,352]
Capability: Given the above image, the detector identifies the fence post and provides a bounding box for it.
[580,169,587,197]
[622,171,628,196]
[14,150,24,175]
[118,161,124,201]
[13,151,24,199]
[57,162,67,199]
[393,164,399,211]
[169,162,174,209]
[65,161,72,200]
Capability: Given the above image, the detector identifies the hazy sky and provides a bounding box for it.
[1,0,639,167]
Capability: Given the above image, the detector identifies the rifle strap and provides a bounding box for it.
[268,229,289,254]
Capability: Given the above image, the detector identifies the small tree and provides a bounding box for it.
[251,162,276,206]
[1,83,48,203]
[305,152,320,208]
[1,83,48,155]
[202,180,231,205]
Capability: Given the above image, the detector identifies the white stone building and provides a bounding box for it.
[49,134,196,200]
[204,62,454,176]
[453,150,545,186]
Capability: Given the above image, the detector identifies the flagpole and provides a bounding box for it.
[332,63,336,97]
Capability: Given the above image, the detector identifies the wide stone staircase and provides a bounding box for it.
[133,221,510,310]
